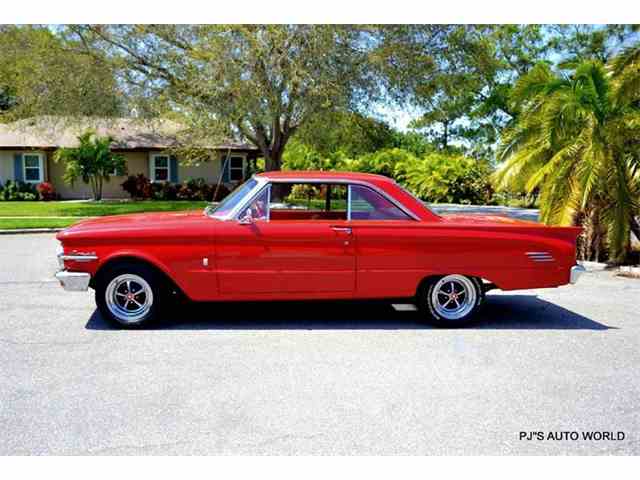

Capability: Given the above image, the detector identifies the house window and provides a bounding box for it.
[229,156,245,181]
[150,154,170,182]
[23,153,44,183]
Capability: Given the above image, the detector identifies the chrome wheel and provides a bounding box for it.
[105,274,154,324]
[430,275,477,321]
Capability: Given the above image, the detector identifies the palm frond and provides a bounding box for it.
[609,44,640,76]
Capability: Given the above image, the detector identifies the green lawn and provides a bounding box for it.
[0,200,208,217]
[0,200,209,230]
[0,218,81,230]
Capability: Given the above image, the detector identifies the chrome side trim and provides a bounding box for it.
[526,251,555,262]
[59,254,98,262]
[570,265,586,284]
[55,270,91,292]
[266,183,272,221]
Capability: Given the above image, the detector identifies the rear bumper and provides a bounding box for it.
[570,264,586,284]
[55,270,91,292]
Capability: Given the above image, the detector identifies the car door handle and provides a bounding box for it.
[331,226,352,235]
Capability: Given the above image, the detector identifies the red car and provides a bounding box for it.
[55,171,585,328]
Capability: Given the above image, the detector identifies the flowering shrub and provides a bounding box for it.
[121,174,152,199]
[36,182,57,201]
[121,174,230,201]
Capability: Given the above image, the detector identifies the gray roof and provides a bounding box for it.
[0,116,257,151]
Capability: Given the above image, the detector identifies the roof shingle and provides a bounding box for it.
[0,116,257,151]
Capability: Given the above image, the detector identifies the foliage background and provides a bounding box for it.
[1,24,639,261]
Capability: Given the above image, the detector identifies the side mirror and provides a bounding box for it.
[238,208,254,225]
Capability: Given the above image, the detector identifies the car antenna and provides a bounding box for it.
[213,147,232,202]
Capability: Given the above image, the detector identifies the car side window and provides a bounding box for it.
[267,183,347,221]
[349,185,412,220]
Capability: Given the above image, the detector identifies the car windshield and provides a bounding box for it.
[206,178,258,218]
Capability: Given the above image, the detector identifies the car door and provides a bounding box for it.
[215,183,356,296]
[348,184,424,298]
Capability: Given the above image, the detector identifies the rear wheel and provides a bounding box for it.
[418,274,484,327]
[96,263,164,328]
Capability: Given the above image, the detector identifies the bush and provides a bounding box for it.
[395,152,494,205]
[36,182,57,201]
[121,174,230,202]
[490,191,539,208]
[211,184,231,202]
[347,148,417,177]
[283,144,498,205]
[0,180,39,201]
[180,178,212,201]
[121,174,152,199]
[152,181,178,201]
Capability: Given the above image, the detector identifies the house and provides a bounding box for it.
[0,117,260,199]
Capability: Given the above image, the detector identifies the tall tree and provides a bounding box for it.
[398,25,639,154]
[547,24,640,66]
[399,25,549,152]
[69,25,383,171]
[0,25,123,122]
[291,111,396,158]
[494,60,640,262]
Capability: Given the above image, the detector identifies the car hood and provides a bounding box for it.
[57,210,209,240]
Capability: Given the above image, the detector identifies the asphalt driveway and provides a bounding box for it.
[0,233,638,454]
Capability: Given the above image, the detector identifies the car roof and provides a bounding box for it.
[255,170,395,185]
[254,170,441,222]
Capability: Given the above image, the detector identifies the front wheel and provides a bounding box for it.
[418,274,484,327]
[95,263,164,328]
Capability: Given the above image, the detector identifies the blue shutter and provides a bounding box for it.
[221,155,230,182]
[169,156,178,183]
[14,153,24,182]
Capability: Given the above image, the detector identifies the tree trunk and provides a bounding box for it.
[92,176,103,201]
[243,117,292,172]
[442,121,449,150]
[263,146,284,171]
[89,177,96,201]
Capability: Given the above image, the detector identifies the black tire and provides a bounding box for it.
[417,275,484,328]
[95,262,165,329]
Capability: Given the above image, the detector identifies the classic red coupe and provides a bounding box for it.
[55,171,585,328]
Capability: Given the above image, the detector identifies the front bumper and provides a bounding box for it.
[570,264,586,284]
[55,270,91,292]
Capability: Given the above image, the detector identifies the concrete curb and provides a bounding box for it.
[0,228,63,235]
[617,265,640,279]
[578,260,610,272]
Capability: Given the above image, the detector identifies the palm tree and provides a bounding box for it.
[494,58,640,263]
[54,131,126,201]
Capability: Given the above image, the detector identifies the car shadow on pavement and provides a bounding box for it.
[85,294,615,331]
